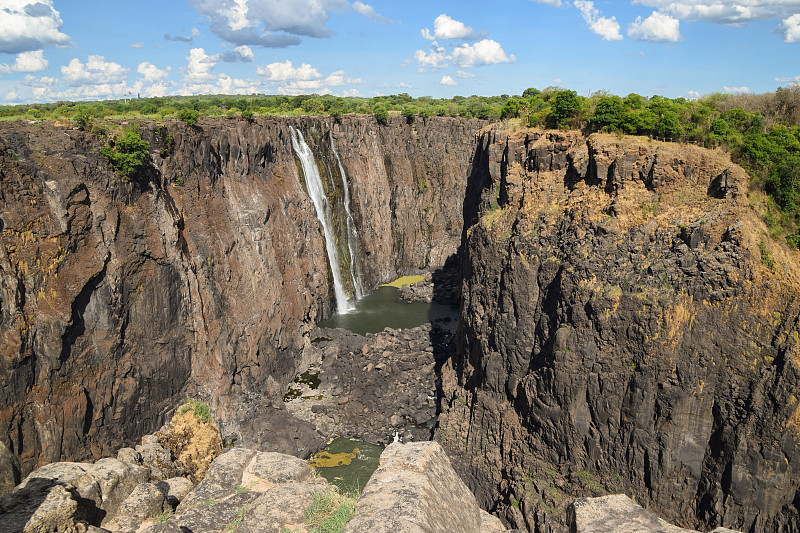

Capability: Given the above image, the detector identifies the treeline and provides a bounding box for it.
[1,86,798,246]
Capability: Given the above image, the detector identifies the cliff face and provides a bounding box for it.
[436,129,800,532]
[0,115,483,475]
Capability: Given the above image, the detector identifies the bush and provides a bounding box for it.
[177,108,200,125]
[374,106,388,125]
[100,125,150,181]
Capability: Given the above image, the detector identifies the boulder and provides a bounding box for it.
[342,441,490,533]
[567,495,742,533]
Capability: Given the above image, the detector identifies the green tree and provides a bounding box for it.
[549,90,581,128]
[100,126,150,181]
[374,106,388,125]
[591,95,625,131]
[177,108,200,125]
[301,97,325,114]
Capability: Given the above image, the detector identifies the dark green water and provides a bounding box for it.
[309,437,384,493]
[318,286,457,335]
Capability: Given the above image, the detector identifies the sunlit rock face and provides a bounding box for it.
[0,115,484,475]
[436,128,800,532]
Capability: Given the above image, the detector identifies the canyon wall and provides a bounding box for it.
[436,129,800,532]
[0,115,483,477]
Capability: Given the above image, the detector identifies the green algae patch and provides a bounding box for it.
[308,437,384,493]
[380,275,425,288]
[309,448,359,468]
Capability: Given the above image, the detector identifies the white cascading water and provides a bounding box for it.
[290,127,354,314]
[329,126,365,300]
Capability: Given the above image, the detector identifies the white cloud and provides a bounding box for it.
[414,42,449,71]
[456,70,476,78]
[422,14,481,40]
[775,75,800,82]
[352,2,394,24]
[5,89,19,101]
[724,85,751,93]
[131,42,144,49]
[191,0,348,47]
[257,60,321,80]
[439,75,457,86]
[207,45,255,63]
[779,13,800,41]
[574,1,623,40]
[342,88,361,97]
[532,0,562,5]
[0,0,71,54]
[451,39,516,67]
[137,62,171,82]
[628,11,681,41]
[62,55,129,86]
[0,50,48,74]
[397,81,412,88]
[633,1,800,25]
[257,59,360,95]
[183,48,216,82]
[687,90,700,98]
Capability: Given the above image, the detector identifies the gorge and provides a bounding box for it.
[1,115,800,532]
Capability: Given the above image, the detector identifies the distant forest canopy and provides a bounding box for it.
[2,86,799,247]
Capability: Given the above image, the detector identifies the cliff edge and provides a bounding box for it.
[437,128,800,531]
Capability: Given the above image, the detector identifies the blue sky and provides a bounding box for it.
[0,0,798,104]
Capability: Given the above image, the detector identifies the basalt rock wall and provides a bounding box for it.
[0,115,483,478]
[436,129,800,532]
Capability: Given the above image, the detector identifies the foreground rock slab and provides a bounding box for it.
[342,441,505,533]
[568,495,741,533]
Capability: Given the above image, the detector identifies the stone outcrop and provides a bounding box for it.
[286,321,455,445]
[343,441,505,533]
[568,495,740,533]
[436,129,800,531]
[0,115,483,474]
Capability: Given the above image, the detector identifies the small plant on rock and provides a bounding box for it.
[305,488,359,533]
[100,124,150,181]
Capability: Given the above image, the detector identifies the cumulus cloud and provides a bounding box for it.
[257,60,321,80]
[0,0,71,54]
[414,39,515,70]
[207,45,255,63]
[687,90,700,98]
[439,75,457,86]
[62,55,129,86]
[724,85,751,93]
[414,42,449,71]
[191,0,348,47]
[182,48,216,82]
[574,0,623,40]
[532,0,562,5]
[628,11,681,41]
[422,14,482,40]
[0,50,48,74]
[778,13,800,41]
[342,88,361,97]
[352,2,394,24]
[633,1,800,25]
[451,39,516,67]
[456,70,476,78]
[137,62,171,83]
[131,42,144,49]
[257,59,360,95]
[775,74,800,82]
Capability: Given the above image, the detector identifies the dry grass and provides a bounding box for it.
[159,400,223,482]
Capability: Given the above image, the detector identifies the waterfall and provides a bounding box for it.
[290,127,354,314]
[329,127,365,300]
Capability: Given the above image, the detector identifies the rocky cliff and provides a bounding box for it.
[0,115,483,477]
[436,129,800,532]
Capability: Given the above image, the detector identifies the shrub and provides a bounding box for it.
[374,106,388,125]
[305,488,359,533]
[177,108,200,125]
[100,125,150,181]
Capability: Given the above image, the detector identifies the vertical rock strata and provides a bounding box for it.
[0,116,483,477]
[436,129,800,531]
